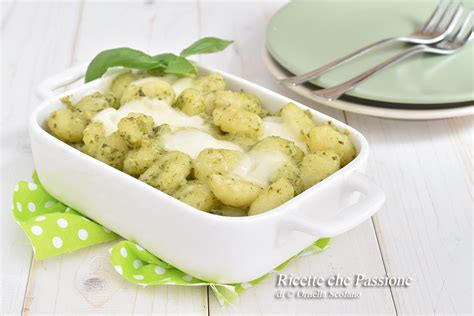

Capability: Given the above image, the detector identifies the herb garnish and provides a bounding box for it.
[85,37,233,83]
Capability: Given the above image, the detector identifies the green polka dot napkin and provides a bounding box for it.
[12,172,330,305]
[110,238,330,305]
[12,172,119,259]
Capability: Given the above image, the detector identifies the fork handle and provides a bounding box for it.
[279,37,399,86]
[311,45,428,101]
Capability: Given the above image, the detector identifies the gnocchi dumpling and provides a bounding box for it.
[48,108,88,143]
[123,139,162,176]
[194,73,226,93]
[95,132,129,169]
[75,92,117,119]
[213,90,262,114]
[217,134,257,151]
[213,106,263,139]
[117,113,155,147]
[82,122,106,156]
[249,178,294,215]
[110,71,141,100]
[173,88,206,115]
[280,102,315,140]
[251,136,304,163]
[173,181,217,212]
[299,150,340,190]
[209,174,262,208]
[272,162,304,195]
[306,124,356,166]
[121,78,176,105]
[193,148,244,181]
[139,151,192,194]
[203,91,218,115]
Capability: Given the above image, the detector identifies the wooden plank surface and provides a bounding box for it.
[209,221,396,315]
[1,2,82,314]
[23,242,207,315]
[346,114,473,314]
[1,1,472,315]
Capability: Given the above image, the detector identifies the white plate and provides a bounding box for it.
[262,48,474,120]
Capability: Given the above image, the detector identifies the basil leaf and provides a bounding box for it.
[85,48,159,82]
[180,37,233,57]
[84,37,233,82]
[153,53,178,68]
[146,53,178,74]
[164,56,196,75]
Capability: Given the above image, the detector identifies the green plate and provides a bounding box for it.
[266,0,474,106]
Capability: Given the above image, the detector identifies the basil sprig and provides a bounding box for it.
[180,37,233,57]
[85,37,233,83]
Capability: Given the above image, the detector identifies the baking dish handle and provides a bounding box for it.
[286,172,385,237]
[36,63,88,100]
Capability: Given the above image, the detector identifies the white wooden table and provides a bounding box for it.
[1,1,472,315]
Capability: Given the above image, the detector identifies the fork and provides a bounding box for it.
[279,0,464,86]
[311,10,473,101]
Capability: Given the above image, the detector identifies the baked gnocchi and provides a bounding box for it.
[47,70,356,216]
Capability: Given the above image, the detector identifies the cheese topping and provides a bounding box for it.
[171,77,195,97]
[92,98,207,136]
[163,129,242,159]
[262,116,307,151]
[232,149,290,186]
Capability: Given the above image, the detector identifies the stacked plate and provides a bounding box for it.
[264,0,474,119]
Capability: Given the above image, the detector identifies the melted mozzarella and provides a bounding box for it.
[92,108,119,136]
[262,116,307,151]
[163,129,242,159]
[232,149,290,187]
[171,78,195,97]
[92,98,208,136]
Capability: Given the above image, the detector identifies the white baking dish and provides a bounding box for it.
[30,64,385,283]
